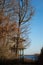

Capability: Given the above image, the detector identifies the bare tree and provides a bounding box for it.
[0,0,18,59]
[0,0,34,58]
[13,0,34,56]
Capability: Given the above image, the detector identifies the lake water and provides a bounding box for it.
[24,55,38,61]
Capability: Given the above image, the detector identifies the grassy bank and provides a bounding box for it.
[0,58,38,65]
[0,57,43,65]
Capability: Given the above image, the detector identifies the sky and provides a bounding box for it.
[24,0,43,55]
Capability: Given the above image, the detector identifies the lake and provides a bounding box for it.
[23,55,38,61]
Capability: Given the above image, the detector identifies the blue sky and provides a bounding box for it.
[24,0,43,55]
